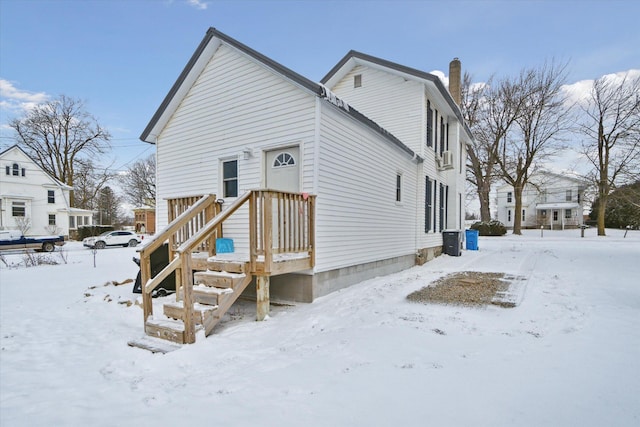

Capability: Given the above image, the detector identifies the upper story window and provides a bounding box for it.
[273,152,295,168]
[507,192,513,203]
[48,190,55,204]
[426,101,433,148]
[6,163,25,176]
[440,117,445,155]
[566,189,572,202]
[354,74,362,88]
[395,174,402,202]
[222,160,238,198]
[434,109,439,153]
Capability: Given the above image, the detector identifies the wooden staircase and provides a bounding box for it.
[130,190,316,348]
[145,258,252,343]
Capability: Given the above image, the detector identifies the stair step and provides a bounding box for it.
[206,259,248,274]
[163,301,218,325]
[194,270,247,288]
[192,284,233,306]
[145,318,185,344]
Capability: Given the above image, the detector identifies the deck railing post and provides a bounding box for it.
[264,191,273,274]
[141,252,153,321]
[256,275,270,321]
[181,254,195,344]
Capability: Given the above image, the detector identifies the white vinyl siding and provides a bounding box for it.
[314,104,418,272]
[330,65,423,154]
[0,147,71,237]
[155,44,316,251]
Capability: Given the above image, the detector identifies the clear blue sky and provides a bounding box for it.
[1,0,638,173]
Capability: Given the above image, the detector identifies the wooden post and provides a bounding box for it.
[141,252,152,322]
[256,275,270,321]
[264,192,273,274]
[181,254,196,344]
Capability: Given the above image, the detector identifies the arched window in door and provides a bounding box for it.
[273,152,295,168]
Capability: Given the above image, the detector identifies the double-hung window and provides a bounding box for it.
[222,160,238,198]
[425,177,432,232]
[48,190,55,203]
[12,201,25,217]
[426,101,433,148]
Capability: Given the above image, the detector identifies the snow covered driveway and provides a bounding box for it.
[1,229,639,426]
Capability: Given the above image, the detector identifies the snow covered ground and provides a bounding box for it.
[1,228,639,426]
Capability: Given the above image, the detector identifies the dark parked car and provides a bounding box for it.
[83,230,141,249]
[0,230,65,252]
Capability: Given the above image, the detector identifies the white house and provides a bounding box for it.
[0,145,94,239]
[1,145,70,237]
[140,28,473,302]
[496,172,589,229]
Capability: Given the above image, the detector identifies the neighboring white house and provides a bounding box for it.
[140,28,473,301]
[0,145,74,237]
[496,172,589,229]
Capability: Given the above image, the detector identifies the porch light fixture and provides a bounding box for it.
[242,147,253,160]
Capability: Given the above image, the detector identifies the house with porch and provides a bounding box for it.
[0,144,75,238]
[135,28,473,345]
[496,172,589,229]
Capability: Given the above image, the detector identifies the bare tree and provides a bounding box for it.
[14,217,31,235]
[118,155,156,207]
[577,72,640,236]
[496,61,572,234]
[9,95,111,206]
[73,159,116,211]
[462,73,524,222]
[96,186,123,226]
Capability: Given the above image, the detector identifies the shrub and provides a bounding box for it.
[77,225,114,240]
[470,220,507,236]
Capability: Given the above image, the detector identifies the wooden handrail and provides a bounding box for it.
[138,189,316,344]
[144,256,182,294]
[139,194,217,258]
[176,191,252,254]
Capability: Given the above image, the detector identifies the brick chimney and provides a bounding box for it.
[449,57,461,105]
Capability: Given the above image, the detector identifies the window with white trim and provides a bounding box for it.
[565,209,572,219]
[507,192,512,203]
[395,174,402,202]
[48,190,55,204]
[12,201,25,217]
[222,160,238,197]
[48,214,56,225]
[354,74,362,88]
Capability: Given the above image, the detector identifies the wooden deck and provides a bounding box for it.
[134,190,316,345]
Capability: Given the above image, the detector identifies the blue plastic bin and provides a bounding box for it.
[465,229,479,250]
[216,238,234,253]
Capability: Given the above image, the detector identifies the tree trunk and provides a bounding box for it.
[597,193,607,236]
[479,179,492,222]
[513,184,523,235]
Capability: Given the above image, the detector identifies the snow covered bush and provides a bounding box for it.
[470,220,507,236]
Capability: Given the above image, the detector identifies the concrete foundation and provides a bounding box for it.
[242,246,442,303]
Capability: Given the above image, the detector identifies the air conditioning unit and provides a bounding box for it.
[438,151,454,170]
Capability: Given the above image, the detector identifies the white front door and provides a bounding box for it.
[265,146,300,193]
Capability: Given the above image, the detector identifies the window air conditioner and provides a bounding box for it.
[439,151,454,170]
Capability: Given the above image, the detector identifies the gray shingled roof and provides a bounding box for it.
[140,28,421,162]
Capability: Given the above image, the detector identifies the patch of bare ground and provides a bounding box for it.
[407,271,516,308]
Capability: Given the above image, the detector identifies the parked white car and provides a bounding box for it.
[83,231,141,249]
